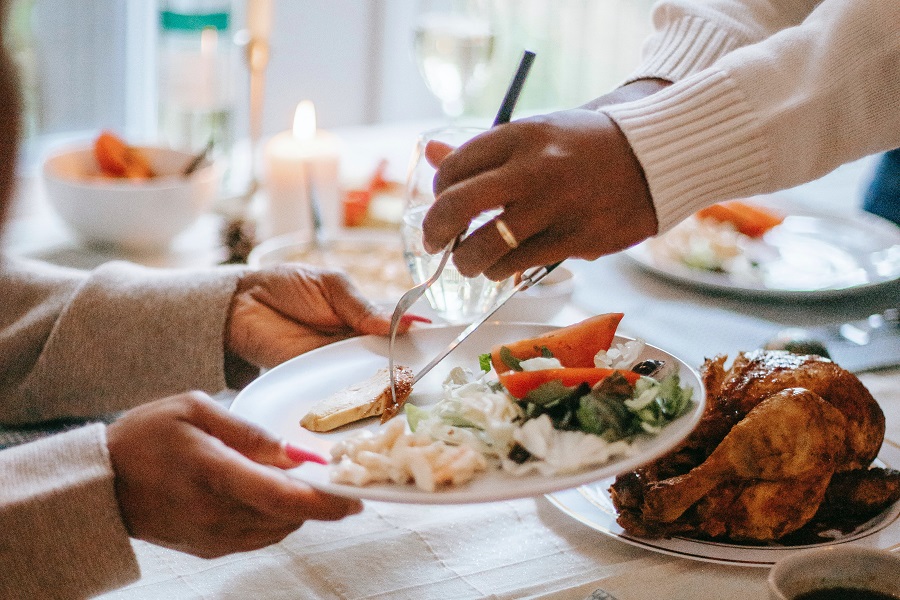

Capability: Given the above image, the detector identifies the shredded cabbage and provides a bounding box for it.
[405,360,693,478]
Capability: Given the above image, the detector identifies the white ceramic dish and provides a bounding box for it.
[546,440,900,568]
[768,545,900,599]
[625,205,900,299]
[492,265,575,323]
[230,322,705,505]
[41,143,218,252]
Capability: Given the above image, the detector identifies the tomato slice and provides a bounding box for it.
[498,368,640,399]
[93,130,155,179]
[94,131,130,177]
[490,312,624,372]
[695,200,785,238]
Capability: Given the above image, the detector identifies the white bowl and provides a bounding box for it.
[768,546,900,599]
[41,143,218,252]
[492,265,575,323]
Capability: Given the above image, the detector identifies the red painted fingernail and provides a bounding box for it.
[284,443,328,465]
[400,314,432,325]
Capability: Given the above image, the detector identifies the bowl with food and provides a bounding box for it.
[41,131,219,252]
[249,229,576,324]
[768,546,900,599]
[247,229,416,306]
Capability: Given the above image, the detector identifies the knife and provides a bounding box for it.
[413,262,561,384]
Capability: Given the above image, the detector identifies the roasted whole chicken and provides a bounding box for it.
[610,349,900,542]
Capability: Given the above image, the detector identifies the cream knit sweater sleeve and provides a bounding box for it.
[627,0,820,83]
[0,256,244,597]
[603,0,900,233]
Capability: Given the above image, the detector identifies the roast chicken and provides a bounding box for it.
[610,349,899,542]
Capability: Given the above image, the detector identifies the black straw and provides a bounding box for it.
[492,50,536,127]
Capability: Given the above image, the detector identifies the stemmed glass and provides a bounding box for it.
[400,125,513,324]
[412,0,496,120]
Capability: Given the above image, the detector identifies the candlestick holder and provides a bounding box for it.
[219,15,270,263]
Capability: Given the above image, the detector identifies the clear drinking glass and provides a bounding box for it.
[401,126,513,324]
[412,0,496,120]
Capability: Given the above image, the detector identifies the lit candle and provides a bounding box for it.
[263,101,341,238]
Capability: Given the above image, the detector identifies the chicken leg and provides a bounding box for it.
[642,388,847,523]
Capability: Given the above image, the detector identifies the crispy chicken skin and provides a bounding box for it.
[672,350,883,471]
[610,350,888,542]
[642,388,846,524]
[815,467,900,520]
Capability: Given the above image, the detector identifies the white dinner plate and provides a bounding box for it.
[625,204,900,299]
[230,323,705,504]
[546,439,900,567]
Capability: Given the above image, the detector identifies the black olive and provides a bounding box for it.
[631,359,664,376]
[508,442,532,464]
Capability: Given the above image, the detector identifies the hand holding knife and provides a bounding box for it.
[388,49,539,404]
[412,261,561,384]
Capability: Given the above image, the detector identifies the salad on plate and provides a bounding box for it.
[328,313,695,492]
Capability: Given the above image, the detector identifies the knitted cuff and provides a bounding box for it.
[603,69,771,233]
[0,424,140,597]
[626,15,742,84]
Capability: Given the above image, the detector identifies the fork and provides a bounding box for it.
[387,49,536,406]
[387,238,457,404]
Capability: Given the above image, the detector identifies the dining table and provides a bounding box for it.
[3,121,899,600]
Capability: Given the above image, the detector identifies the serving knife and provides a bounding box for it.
[388,49,536,404]
[413,262,561,384]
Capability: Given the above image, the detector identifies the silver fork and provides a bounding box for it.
[387,49,536,407]
[387,239,456,404]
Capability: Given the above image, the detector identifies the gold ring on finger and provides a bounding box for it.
[494,218,519,249]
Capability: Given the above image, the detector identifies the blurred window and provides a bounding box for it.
[7,0,653,157]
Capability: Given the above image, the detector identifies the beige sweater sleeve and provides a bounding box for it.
[0,256,248,596]
[0,424,140,599]
[0,256,244,424]
[603,0,900,233]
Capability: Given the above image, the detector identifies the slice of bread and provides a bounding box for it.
[300,366,414,432]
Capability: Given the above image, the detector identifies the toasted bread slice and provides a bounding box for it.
[300,366,414,432]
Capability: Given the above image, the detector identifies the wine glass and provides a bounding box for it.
[401,125,513,324]
[412,0,496,120]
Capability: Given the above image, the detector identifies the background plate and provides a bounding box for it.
[625,205,900,299]
[231,323,705,504]
[546,440,900,567]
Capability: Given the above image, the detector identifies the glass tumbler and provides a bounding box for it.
[400,126,514,324]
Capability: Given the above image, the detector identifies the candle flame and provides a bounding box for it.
[292,101,316,141]
[200,27,218,56]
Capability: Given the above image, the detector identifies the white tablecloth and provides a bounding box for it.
[91,255,899,600]
[6,124,899,600]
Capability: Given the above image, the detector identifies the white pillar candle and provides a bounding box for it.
[263,101,341,238]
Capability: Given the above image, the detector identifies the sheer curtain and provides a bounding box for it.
[475,0,655,116]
